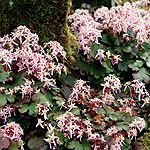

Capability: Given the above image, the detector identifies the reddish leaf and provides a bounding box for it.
[0,132,11,150]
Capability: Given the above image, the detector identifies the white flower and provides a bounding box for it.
[36,118,44,128]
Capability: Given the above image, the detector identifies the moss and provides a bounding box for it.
[0,0,72,61]
[142,128,150,150]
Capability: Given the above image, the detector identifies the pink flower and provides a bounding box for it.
[36,118,44,128]
[106,126,118,136]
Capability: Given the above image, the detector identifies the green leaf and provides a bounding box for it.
[9,0,14,6]
[94,72,101,79]
[81,138,91,150]
[106,68,113,73]
[122,47,132,53]
[71,108,80,115]
[32,92,53,106]
[141,42,150,50]
[8,141,20,150]
[102,58,112,72]
[104,116,109,121]
[19,104,29,113]
[122,144,132,150]
[11,73,26,88]
[132,68,150,83]
[19,102,38,115]
[89,42,99,58]
[27,136,48,150]
[114,47,122,53]
[101,32,114,45]
[89,51,95,58]
[7,94,16,103]
[42,89,53,104]
[90,42,99,52]
[122,125,129,131]
[28,102,39,116]
[146,59,150,68]
[136,60,143,67]
[33,81,44,89]
[32,93,46,101]
[0,72,9,82]
[121,53,133,61]
[90,63,105,78]
[0,64,9,82]
[128,63,139,71]
[53,96,63,102]
[101,62,107,68]
[64,137,69,143]
[56,132,64,144]
[53,96,64,106]
[127,28,135,37]
[114,38,120,46]
[132,47,138,56]
[68,141,83,150]
[104,105,114,115]
[76,60,90,73]
[139,51,149,60]
[125,138,131,144]
[115,122,129,131]
[109,114,118,121]
[114,111,123,120]
[85,113,93,121]
[96,107,106,114]
[0,93,7,107]
[56,100,64,106]
[118,62,128,71]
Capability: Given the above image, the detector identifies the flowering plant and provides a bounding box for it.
[0,25,67,149]
[68,0,150,86]
[0,0,150,149]
[35,74,149,150]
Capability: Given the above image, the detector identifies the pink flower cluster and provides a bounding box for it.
[106,126,118,136]
[68,9,102,58]
[35,103,62,149]
[123,79,150,108]
[36,74,149,149]
[94,1,150,42]
[106,126,125,150]
[110,135,125,150]
[0,105,14,123]
[88,133,106,150]
[101,75,149,115]
[68,9,122,65]
[36,102,51,121]
[56,111,93,140]
[1,122,24,150]
[44,129,62,149]
[130,0,149,7]
[101,74,122,94]
[128,117,146,140]
[69,79,91,103]
[0,25,67,88]
[0,78,40,99]
[95,49,121,65]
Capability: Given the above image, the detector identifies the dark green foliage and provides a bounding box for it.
[72,0,111,9]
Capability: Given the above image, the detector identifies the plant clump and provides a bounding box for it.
[0,0,150,149]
